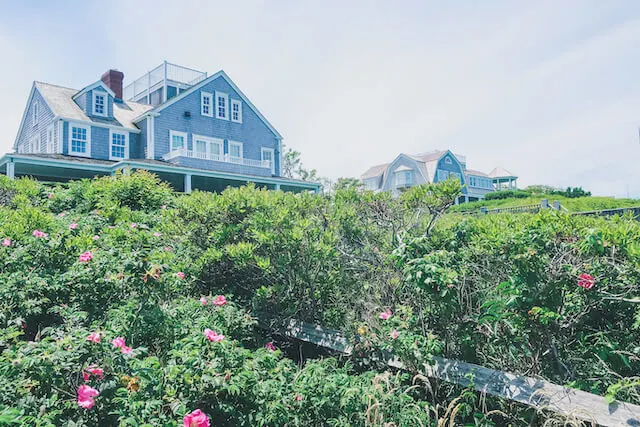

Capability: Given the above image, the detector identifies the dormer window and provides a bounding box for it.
[395,170,413,186]
[231,99,242,123]
[32,101,39,125]
[216,91,229,120]
[201,92,213,117]
[92,91,107,117]
[444,157,452,164]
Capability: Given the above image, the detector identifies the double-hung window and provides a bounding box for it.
[228,141,243,162]
[69,124,90,156]
[169,130,187,151]
[201,92,213,117]
[216,91,229,120]
[193,135,223,160]
[46,125,54,153]
[231,99,242,123]
[92,91,107,117]
[261,147,275,173]
[395,170,413,186]
[33,101,39,125]
[437,169,449,182]
[109,130,128,160]
[32,135,41,153]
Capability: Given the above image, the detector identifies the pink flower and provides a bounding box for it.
[204,328,225,342]
[48,193,54,199]
[69,223,78,230]
[183,409,210,427]
[213,295,227,306]
[86,332,101,343]
[121,345,132,355]
[577,273,595,290]
[295,394,303,401]
[82,371,90,381]
[379,309,392,320]
[32,230,48,238]
[265,342,277,351]
[77,384,99,409]
[87,366,104,379]
[2,238,11,247]
[58,212,66,217]
[112,337,126,349]
[176,272,185,279]
[160,205,167,210]
[153,232,162,237]
[78,251,93,263]
[92,235,100,240]
[200,297,207,306]
[164,246,173,252]
[390,330,399,339]
[108,225,115,229]
[130,223,137,229]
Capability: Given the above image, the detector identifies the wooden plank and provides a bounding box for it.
[258,316,640,427]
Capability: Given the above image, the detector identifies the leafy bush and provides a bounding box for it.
[483,190,532,200]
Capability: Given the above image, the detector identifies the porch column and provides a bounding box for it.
[184,174,192,193]
[274,183,281,191]
[464,195,469,203]
[6,161,15,180]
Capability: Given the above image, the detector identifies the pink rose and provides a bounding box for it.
[379,309,392,320]
[48,193,54,199]
[130,223,137,229]
[58,212,66,217]
[176,272,185,279]
[69,223,78,230]
[112,337,126,348]
[87,366,104,379]
[32,230,48,238]
[295,394,303,401]
[265,342,277,351]
[121,345,132,355]
[200,297,207,306]
[92,235,100,240]
[77,384,99,409]
[213,295,227,306]
[160,205,167,210]
[390,330,399,339]
[153,232,162,237]
[203,328,224,342]
[577,273,595,290]
[2,238,11,247]
[183,409,210,427]
[78,251,93,263]
[86,332,101,343]
[164,246,173,252]
[82,371,90,382]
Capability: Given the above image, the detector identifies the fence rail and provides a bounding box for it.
[257,315,640,426]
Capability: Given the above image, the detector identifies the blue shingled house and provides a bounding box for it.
[0,61,319,193]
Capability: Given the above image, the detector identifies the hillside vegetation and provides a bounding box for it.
[0,172,638,426]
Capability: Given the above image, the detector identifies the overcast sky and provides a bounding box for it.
[1,1,639,196]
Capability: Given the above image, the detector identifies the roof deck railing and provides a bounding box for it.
[123,61,207,102]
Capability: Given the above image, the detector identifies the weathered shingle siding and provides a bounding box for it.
[60,121,112,160]
[434,154,468,194]
[129,130,143,159]
[153,76,281,176]
[136,119,147,159]
[16,87,55,153]
[168,156,272,177]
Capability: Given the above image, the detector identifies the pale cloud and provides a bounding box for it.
[0,1,639,196]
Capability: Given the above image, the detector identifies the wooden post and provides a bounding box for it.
[6,161,15,179]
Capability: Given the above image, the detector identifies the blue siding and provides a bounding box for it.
[85,89,114,120]
[133,120,146,159]
[15,87,56,154]
[169,156,272,177]
[434,154,468,194]
[152,75,281,176]
[61,121,137,161]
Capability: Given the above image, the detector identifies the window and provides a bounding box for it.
[450,172,461,183]
[32,135,41,153]
[193,135,223,160]
[231,99,242,123]
[201,92,213,117]
[395,170,413,186]
[216,92,229,120]
[228,141,243,162]
[444,156,452,165]
[33,101,39,125]
[46,125,54,153]
[69,124,90,156]
[437,169,449,181]
[169,130,187,151]
[364,178,379,190]
[92,91,107,117]
[261,147,275,173]
[109,131,128,160]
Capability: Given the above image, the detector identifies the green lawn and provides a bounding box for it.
[450,195,640,213]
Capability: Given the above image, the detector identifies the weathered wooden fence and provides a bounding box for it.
[258,316,640,427]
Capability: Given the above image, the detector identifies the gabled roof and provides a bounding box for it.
[133,70,283,139]
[361,163,389,179]
[465,169,488,177]
[72,80,115,100]
[489,167,516,179]
[35,82,152,129]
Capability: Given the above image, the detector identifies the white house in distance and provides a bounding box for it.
[360,150,517,202]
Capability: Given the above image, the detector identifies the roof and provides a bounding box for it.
[35,82,152,130]
[361,163,389,179]
[488,167,517,178]
[465,169,488,177]
[7,153,116,166]
[394,165,413,172]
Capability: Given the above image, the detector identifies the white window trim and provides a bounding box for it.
[109,129,129,160]
[32,134,41,153]
[193,134,224,159]
[68,123,91,157]
[92,91,108,117]
[201,92,213,117]
[261,147,275,174]
[231,99,243,123]
[169,130,188,151]
[215,91,229,120]
[444,157,452,164]
[32,101,39,126]
[46,124,54,153]
[228,140,243,160]
[395,170,413,186]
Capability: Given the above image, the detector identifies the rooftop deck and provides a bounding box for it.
[123,61,207,105]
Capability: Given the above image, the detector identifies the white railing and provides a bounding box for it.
[123,62,207,101]
[162,149,271,169]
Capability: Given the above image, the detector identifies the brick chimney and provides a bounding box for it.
[101,69,124,100]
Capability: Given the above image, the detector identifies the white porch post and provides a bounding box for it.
[184,174,192,193]
[6,161,15,179]
[274,183,281,191]
[464,195,469,203]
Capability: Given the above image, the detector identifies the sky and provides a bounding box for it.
[1,1,639,197]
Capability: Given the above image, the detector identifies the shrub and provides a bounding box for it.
[483,190,531,200]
